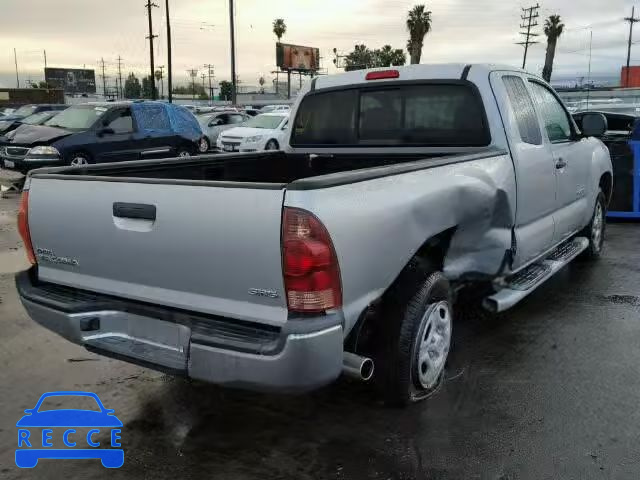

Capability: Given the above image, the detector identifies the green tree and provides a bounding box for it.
[345,44,374,71]
[219,80,233,101]
[124,73,141,99]
[344,44,406,71]
[273,18,287,42]
[142,75,157,99]
[373,45,406,67]
[542,15,565,82]
[406,4,432,64]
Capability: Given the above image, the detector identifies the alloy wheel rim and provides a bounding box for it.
[179,151,191,157]
[416,300,452,389]
[71,157,88,166]
[199,139,209,152]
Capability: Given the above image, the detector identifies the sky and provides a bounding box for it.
[0,0,638,90]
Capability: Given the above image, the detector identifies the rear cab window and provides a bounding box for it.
[291,83,490,147]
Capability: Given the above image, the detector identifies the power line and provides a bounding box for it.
[145,0,159,100]
[516,3,540,70]
[624,6,640,87]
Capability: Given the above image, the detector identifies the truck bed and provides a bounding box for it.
[31,149,504,190]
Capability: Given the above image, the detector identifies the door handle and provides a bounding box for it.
[113,202,156,221]
[555,158,567,169]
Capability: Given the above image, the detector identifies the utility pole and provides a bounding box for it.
[187,69,198,101]
[99,57,108,98]
[43,50,48,88]
[14,48,19,88]
[201,73,207,99]
[158,65,165,99]
[229,0,237,104]
[516,4,540,70]
[624,7,640,88]
[116,56,124,98]
[145,0,159,100]
[203,63,215,102]
[165,0,173,102]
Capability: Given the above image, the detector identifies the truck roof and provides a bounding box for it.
[312,63,528,91]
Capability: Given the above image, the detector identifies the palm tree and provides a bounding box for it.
[406,5,432,64]
[273,18,287,43]
[542,15,564,82]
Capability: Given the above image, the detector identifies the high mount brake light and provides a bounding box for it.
[282,208,342,313]
[365,70,400,80]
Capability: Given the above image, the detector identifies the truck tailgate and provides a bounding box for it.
[27,178,289,326]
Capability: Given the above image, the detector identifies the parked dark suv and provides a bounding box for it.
[0,101,203,173]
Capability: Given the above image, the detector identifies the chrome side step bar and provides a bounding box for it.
[483,237,589,313]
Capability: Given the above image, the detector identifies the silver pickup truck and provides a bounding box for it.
[16,64,612,405]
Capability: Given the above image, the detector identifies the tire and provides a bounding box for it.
[198,137,210,153]
[176,146,193,158]
[264,140,279,151]
[580,190,606,259]
[69,152,91,166]
[376,260,453,406]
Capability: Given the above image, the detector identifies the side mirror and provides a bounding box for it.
[581,113,607,137]
[97,127,115,136]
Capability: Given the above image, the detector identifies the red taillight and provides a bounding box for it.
[282,208,342,313]
[17,191,36,265]
[365,70,400,81]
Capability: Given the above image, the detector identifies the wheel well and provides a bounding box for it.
[599,172,612,206]
[345,227,456,353]
[67,150,92,163]
[412,227,457,271]
[267,139,279,148]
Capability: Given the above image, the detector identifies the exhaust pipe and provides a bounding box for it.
[342,352,374,381]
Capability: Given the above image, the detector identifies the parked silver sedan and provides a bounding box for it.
[197,111,249,151]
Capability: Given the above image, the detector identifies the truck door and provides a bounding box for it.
[527,80,592,241]
[490,72,557,268]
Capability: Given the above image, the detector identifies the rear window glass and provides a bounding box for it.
[136,104,171,131]
[291,84,490,147]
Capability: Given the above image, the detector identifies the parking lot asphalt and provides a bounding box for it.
[1,192,639,479]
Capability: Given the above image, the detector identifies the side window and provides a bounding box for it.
[136,104,171,131]
[229,114,245,124]
[106,108,133,134]
[528,81,572,142]
[502,76,542,145]
[216,114,229,125]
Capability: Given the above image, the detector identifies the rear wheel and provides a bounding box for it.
[176,146,193,158]
[376,260,453,406]
[580,190,606,259]
[198,137,210,153]
[265,140,279,151]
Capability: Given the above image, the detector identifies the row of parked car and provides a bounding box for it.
[0,102,290,175]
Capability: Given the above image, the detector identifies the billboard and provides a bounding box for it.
[276,43,319,72]
[44,68,97,94]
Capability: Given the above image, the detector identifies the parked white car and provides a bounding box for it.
[260,105,291,113]
[217,113,289,152]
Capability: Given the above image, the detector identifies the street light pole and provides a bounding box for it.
[165,0,173,102]
[229,0,237,104]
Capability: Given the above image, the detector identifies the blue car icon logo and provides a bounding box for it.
[16,391,123,468]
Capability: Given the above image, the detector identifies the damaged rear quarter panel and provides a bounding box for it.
[284,152,516,335]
